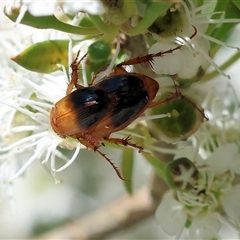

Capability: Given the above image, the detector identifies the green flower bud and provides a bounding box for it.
[165,158,199,192]
[88,40,111,63]
[148,95,204,143]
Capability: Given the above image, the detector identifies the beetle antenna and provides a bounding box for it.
[96,149,127,180]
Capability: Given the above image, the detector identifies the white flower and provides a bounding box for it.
[156,143,240,238]
[155,81,240,238]
[0,0,122,196]
[155,191,187,238]
[187,213,222,239]
[0,64,83,182]
[24,1,57,16]
[149,0,239,80]
[149,37,210,79]
[0,10,85,198]
[194,83,240,158]
[222,185,240,229]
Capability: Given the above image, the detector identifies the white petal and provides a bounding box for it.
[155,191,187,237]
[174,146,197,161]
[149,38,210,79]
[62,1,105,15]
[188,213,221,239]
[27,2,57,16]
[222,185,240,229]
[207,143,239,174]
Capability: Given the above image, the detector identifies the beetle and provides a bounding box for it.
[50,27,199,180]
[50,52,164,179]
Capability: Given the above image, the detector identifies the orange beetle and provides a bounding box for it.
[50,28,198,179]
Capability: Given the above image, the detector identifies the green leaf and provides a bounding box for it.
[207,1,240,55]
[4,7,101,35]
[232,0,240,10]
[122,148,134,194]
[205,1,228,38]
[11,40,69,73]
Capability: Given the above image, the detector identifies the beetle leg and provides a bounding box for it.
[105,135,144,153]
[79,136,126,180]
[180,95,208,121]
[149,79,182,108]
[67,51,88,94]
[149,76,207,119]
[150,90,208,120]
[111,66,128,74]
[96,149,126,180]
[89,62,128,86]
[116,26,197,69]
[89,67,110,85]
[116,45,184,70]
[149,91,182,108]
